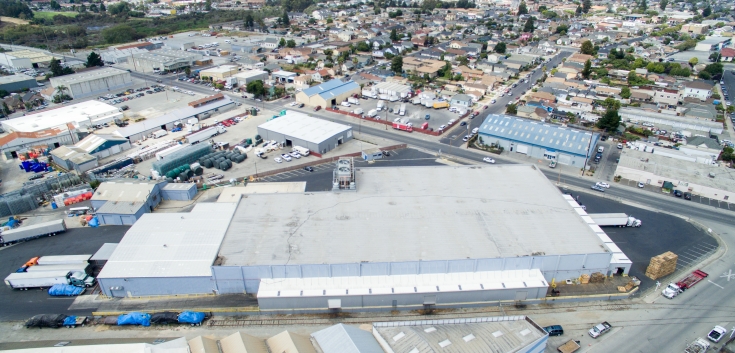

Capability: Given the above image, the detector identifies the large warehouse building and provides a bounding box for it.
[49,67,133,99]
[0,74,40,92]
[478,114,599,167]
[295,79,361,107]
[98,164,632,311]
[257,111,352,155]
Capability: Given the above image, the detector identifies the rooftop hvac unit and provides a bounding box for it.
[337,167,351,176]
[337,159,351,167]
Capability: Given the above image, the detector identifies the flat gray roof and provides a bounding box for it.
[373,316,546,353]
[218,165,608,266]
[258,111,351,144]
[0,74,35,84]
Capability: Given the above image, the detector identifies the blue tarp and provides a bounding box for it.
[177,311,205,324]
[88,217,99,228]
[48,284,84,296]
[63,316,77,326]
[117,312,151,326]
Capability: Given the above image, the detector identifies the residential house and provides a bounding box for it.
[450,94,473,109]
[682,81,713,101]
[720,48,735,62]
[653,88,681,107]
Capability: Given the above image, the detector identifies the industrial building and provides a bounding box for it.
[257,111,352,155]
[114,94,235,141]
[0,100,122,159]
[74,133,132,158]
[0,50,54,69]
[478,114,599,167]
[49,146,98,173]
[97,163,632,310]
[619,107,724,135]
[0,74,39,92]
[91,180,164,225]
[49,67,133,99]
[160,183,197,200]
[131,50,202,73]
[233,70,269,86]
[295,79,361,107]
[200,65,239,80]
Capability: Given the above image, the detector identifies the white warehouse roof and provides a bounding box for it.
[2,100,121,132]
[98,202,238,278]
[257,111,351,144]
[49,67,130,86]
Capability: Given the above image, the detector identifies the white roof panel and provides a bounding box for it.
[258,111,351,145]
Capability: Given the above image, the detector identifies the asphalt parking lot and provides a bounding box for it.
[0,226,130,321]
[568,188,718,292]
[347,96,469,131]
[257,148,452,192]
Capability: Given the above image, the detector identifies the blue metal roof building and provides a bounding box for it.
[296,79,361,107]
[478,114,599,167]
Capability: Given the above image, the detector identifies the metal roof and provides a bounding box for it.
[90,243,118,261]
[258,111,351,144]
[2,100,121,132]
[162,183,197,191]
[0,74,36,84]
[92,181,159,203]
[218,332,269,353]
[49,67,130,86]
[219,165,609,266]
[216,182,306,203]
[372,315,546,353]
[311,324,384,353]
[301,79,359,98]
[478,114,598,157]
[75,134,128,153]
[265,331,316,353]
[114,96,234,137]
[97,202,238,278]
[96,200,147,215]
[619,107,723,134]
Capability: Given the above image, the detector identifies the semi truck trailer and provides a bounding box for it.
[662,269,708,299]
[0,220,66,246]
[587,213,642,227]
[186,125,226,144]
[5,270,95,290]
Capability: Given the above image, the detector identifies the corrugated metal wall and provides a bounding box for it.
[99,276,214,297]
[212,253,613,294]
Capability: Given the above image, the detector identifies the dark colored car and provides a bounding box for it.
[684,192,692,200]
[674,190,683,197]
[544,325,564,336]
[304,166,314,172]
[460,121,467,126]
[28,174,44,181]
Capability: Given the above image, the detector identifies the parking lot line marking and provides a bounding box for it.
[709,280,725,289]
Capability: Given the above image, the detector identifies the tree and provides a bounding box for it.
[597,109,621,131]
[581,59,592,79]
[523,17,535,33]
[391,55,403,73]
[576,5,582,15]
[49,58,64,77]
[50,0,60,10]
[102,24,138,44]
[281,10,290,26]
[517,1,528,15]
[184,67,191,77]
[2,102,10,116]
[205,0,212,11]
[638,0,647,11]
[99,3,105,11]
[279,38,286,47]
[709,52,721,62]
[580,40,595,55]
[602,97,621,111]
[356,41,370,52]
[85,52,104,68]
[702,6,711,17]
[286,39,296,48]
[457,56,469,66]
[659,0,668,10]
[506,103,518,114]
[620,87,631,99]
[583,0,591,13]
[688,57,698,67]
[494,42,506,54]
[390,28,398,42]
[246,80,266,97]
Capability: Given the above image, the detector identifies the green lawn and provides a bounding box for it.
[33,11,79,20]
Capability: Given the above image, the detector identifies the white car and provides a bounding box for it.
[448,119,456,125]
[290,102,298,106]
[596,182,610,188]
[439,124,447,130]
[290,152,302,159]
[483,157,496,164]
[462,135,470,142]
[638,182,645,188]
[281,154,292,162]
[274,157,283,163]
[491,99,497,104]
[708,326,727,343]
[617,143,623,149]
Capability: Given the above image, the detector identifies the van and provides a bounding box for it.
[225,40,231,43]
[598,146,604,153]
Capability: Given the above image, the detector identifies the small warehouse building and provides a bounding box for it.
[478,114,599,167]
[361,147,384,161]
[49,146,99,173]
[294,79,361,107]
[0,74,39,92]
[199,65,239,80]
[0,50,54,69]
[74,134,133,158]
[161,183,197,201]
[91,180,164,225]
[233,70,269,86]
[257,111,352,155]
[49,67,133,99]
[131,50,202,73]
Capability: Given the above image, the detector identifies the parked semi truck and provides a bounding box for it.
[0,220,66,247]
[5,270,95,290]
[685,338,710,353]
[662,269,708,299]
[588,322,611,338]
[587,213,642,227]
[187,125,226,144]
[392,122,413,132]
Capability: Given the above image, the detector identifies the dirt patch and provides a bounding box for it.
[1,17,29,25]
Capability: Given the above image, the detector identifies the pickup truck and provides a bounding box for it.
[588,322,612,338]
[685,337,710,353]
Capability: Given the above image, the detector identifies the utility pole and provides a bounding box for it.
[581,132,593,176]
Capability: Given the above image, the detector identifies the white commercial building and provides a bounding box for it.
[1,100,122,133]
[233,70,269,86]
[49,67,133,99]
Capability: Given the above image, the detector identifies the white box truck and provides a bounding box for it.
[399,104,406,116]
[153,130,168,139]
[0,220,66,247]
[348,97,360,105]
[377,100,385,111]
[5,270,95,289]
[186,125,226,144]
[361,89,377,99]
[292,146,310,156]
[353,108,364,115]
[588,213,642,227]
[366,109,378,117]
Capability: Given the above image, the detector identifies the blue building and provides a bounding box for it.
[478,114,599,167]
[295,79,361,107]
[92,180,164,225]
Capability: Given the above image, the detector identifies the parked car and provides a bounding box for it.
[596,182,610,188]
[462,135,469,142]
[304,166,314,172]
[544,325,564,336]
[684,192,692,200]
[314,106,322,111]
[673,190,683,197]
[290,152,302,159]
[460,121,467,126]
[483,157,495,164]
[591,185,606,192]
[281,154,292,162]
[638,182,645,188]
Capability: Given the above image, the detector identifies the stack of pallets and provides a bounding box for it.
[590,272,606,283]
[645,251,678,280]
[580,274,590,284]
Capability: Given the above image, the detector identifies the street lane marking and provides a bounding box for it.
[709,280,724,289]
[722,270,735,282]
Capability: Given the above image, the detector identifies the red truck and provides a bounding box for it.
[662,269,708,299]
[392,122,413,132]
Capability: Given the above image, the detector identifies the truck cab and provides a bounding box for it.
[662,283,680,299]
[67,271,95,288]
